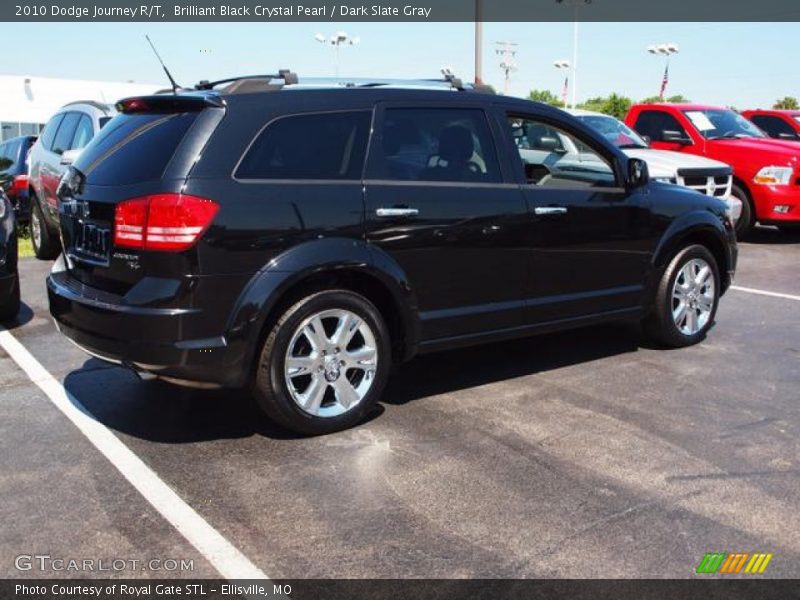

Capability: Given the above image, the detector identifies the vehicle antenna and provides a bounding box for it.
[145,35,181,94]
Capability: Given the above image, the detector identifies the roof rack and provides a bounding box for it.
[194,69,298,91]
[61,99,115,111]
[191,69,495,95]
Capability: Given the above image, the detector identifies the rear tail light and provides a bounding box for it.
[114,194,218,252]
[10,175,28,194]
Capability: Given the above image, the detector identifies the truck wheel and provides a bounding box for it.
[30,198,60,260]
[731,183,753,239]
[252,290,391,435]
[644,244,720,348]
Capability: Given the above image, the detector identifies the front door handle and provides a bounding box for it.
[534,206,568,216]
[376,207,419,218]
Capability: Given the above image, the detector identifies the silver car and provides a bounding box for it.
[27,101,115,259]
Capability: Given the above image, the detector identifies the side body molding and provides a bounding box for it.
[221,237,420,386]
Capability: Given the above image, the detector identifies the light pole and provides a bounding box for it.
[647,43,679,100]
[554,60,571,106]
[495,41,518,95]
[315,31,360,78]
[475,0,483,84]
[556,0,591,109]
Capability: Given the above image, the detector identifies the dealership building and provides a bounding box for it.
[0,74,159,141]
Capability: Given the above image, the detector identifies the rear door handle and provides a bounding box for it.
[534,206,568,215]
[376,207,419,218]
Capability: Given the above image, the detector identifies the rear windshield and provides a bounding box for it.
[73,112,198,185]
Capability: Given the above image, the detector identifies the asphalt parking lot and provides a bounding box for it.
[1,228,799,580]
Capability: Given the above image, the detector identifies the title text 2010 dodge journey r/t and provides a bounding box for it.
[48,73,737,435]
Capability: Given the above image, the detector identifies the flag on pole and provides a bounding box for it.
[659,63,669,100]
[562,76,569,105]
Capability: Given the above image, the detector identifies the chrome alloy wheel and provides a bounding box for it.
[671,258,715,335]
[284,308,378,418]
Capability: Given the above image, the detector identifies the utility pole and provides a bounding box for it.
[315,31,360,79]
[556,0,591,109]
[495,41,518,95]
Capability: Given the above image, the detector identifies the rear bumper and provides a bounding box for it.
[47,261,246,387]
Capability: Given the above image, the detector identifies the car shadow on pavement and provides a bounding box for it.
[745,226,800,245]
[63,321,641,442]
[383,321,642,406]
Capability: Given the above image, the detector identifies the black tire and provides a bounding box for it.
[643,244,720,348]
[30,197,60,260]
[0,275,20,321]
[252,290,391,436]
[731,183,754,239]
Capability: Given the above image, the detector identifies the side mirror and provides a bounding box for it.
[662,130,693,145]
[626,158,649,189]
[60,148,81,166]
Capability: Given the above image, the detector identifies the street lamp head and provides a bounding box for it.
[647,45,658,54]
[314,33,326,43]
[554,60,571,69]
[666,43,680,54]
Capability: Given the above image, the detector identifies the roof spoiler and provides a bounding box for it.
[115,94,224,114]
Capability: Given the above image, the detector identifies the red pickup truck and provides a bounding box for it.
[625,104,800,236]
[741,109,800,142]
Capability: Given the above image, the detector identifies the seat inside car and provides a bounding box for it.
[423,125,481,181]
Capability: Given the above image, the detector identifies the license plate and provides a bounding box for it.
[75,222,110,261]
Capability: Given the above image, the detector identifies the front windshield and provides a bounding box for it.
[577,115,649,149]
[683,109,766,140]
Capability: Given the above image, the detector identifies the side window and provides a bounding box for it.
[375,108,501,183]
[507,115,616,188]
[71,115,94,150]
[750,116,797,139]
[634,110,687,142]
[39,114,64,151]
[51,112,81,155]
[236,111,371,180]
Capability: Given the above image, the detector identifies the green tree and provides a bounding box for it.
[528,89,565,108]
[640,94,691,105]
[774,96,799,110]
[577,93,633,120]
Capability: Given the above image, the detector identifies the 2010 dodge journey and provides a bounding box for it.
[48,72,737,435]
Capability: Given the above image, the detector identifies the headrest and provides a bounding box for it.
[438,125,474,163]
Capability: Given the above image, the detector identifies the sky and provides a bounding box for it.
[4,21,799,109]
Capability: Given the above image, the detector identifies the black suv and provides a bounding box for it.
[48,73,737,434]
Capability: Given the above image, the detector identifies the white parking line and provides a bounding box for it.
[0,327,269,581]
[731,285,800,302]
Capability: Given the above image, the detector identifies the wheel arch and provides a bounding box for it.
[650,213,733,301]
[222,238,420,387]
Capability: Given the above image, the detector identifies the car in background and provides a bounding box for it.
[626,104,800,236]
[0,189,20,320]
[567,109,740,227]
[28,101,115,259]
[0,135,37,222]
[741,109,800,142]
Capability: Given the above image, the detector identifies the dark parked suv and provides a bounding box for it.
[48,73,737,434]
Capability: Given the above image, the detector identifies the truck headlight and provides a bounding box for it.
[753,166,793,186]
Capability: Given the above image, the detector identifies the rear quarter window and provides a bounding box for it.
[73,112,198,185]
[39,114,64,151]
[235,111,372,180]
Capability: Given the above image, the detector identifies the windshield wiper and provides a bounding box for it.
[618,143,647,149]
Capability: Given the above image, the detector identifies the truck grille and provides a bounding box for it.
[676,173,732,198]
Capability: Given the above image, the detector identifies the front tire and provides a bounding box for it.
[252,290,391,435]
[644,244,720,348]
[30,197,60,260]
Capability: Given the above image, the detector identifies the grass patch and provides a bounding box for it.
[17,224,35,258]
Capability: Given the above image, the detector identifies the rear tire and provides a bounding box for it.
[731,183,753,239]
[643,244,720,348]
[30,198,60,260]
[252,290,391,436]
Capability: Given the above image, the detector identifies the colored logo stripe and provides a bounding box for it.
[696,552,773,574]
